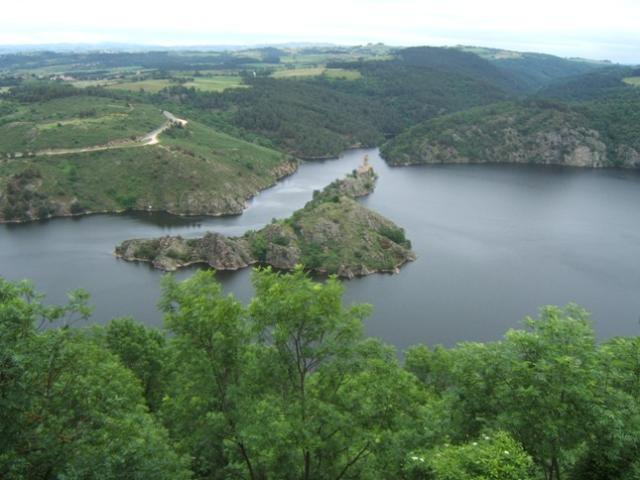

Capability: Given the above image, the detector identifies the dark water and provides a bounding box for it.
[2,148,640,350]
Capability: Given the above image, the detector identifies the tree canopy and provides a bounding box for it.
[1,271,639,479]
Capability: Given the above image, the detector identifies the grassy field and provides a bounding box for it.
[323,68,362,80]
[182,75,246,92]
[272,67,326,78]
[107,75,246,93]
[70,79,119,89]
[0,96,165,154]
[107,79,174,93]
[0,120,295,221]
[623,77,640,87]
[272,67,361,80]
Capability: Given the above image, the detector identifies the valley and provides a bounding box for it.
[3,38,640,480]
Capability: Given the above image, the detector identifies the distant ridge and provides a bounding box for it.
[0,42,340,54]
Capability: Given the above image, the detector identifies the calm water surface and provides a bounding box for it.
[2,148,640,350]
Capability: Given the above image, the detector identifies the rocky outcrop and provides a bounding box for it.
[317,167,377,200]
[382,101,640,169]
[116,232,255,272]
[115,165,415,278]
[404,122,609,168]
[194,233,254,270]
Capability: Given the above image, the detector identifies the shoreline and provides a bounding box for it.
[0,159,299,225]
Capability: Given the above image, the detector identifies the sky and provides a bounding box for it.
[1,0,639,63]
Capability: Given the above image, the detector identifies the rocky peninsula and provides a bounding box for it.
[115,160,416,278]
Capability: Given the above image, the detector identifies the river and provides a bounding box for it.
[2,148,640,350]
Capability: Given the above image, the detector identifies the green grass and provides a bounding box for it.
[0,96,165,154]
[271,67,361,80]
[323,68,362,80]
[0,120,294,221]
[70,80,119,88]
[623,77,640,87]
[272,67,326,78]
[107,79,174,93]
[182,76,246,92]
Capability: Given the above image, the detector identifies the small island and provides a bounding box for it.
[115,158,416,278]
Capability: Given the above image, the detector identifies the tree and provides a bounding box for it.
[404,431,534,480]
[159,267,431,479]
[493,305,600,480]
[0,277,190,480]
[102,317,168,411]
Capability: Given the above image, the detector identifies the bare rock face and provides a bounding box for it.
[617,145,640,168]
[171,192,247,216]
[193,233,254,270]
[531,128,607,167]
[413,124,610,167]
[265,243,301,270]
[115,236,191,271]
[260,223,300,270]
[383,102,640,170]
[116,232,255,272]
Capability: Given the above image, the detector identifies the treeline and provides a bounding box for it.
[381,74,640,168]
[2,82,129,103]
[155,48,513,158]
[2,269,639,479]
[3,46,613,160]
[536,66,636,102]
[0,51,273,72]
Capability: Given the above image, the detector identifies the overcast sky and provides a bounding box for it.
[2,0,639,63]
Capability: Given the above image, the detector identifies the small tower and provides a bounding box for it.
[357,154,372,175]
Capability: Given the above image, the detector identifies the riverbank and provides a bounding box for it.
[0,120,298,224]
[3,148,640,349]
[115,165,416,278]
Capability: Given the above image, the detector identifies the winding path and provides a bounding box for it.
[28,111,188,157]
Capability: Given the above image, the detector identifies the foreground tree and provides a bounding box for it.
[406,304,603,480]
[160,267,431,479]
[495,305,600,480]
[0,278,190,480]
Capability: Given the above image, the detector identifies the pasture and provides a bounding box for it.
[272,67,361,80]
[0,96,164,154]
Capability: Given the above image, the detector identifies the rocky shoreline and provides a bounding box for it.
[381,102,640,169]
[0,159,298,224]
[115,163,417,278]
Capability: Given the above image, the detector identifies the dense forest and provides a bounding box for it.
[2,270,639,479]
[1,45,627,161]
[381,64,640,167]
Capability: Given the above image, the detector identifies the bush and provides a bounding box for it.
[379,225,407,245]
[404,431,534,480]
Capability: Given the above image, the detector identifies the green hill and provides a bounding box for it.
[0,119,295,222]
[536,66,637,101]
[0,95,164,155]
[396,46,523,93]
[459,46,609,92]
[381,98,640,168]
[157,47,514,159]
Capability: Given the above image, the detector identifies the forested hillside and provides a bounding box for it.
[381,64,640,168]
[0,44,634,226]
[0,83,295,222]
[156,47,514,158]
[2,271,639,479]
[459,46,608,92]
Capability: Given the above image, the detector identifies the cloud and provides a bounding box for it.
[1,0,638,62]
